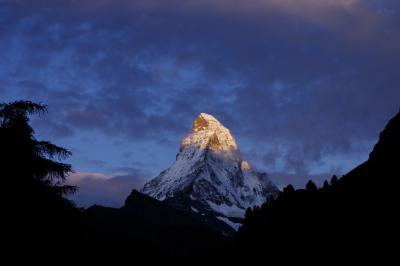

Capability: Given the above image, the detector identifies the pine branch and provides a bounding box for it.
[36,141,72,159]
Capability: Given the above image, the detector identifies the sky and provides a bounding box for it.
[1,0,399,207]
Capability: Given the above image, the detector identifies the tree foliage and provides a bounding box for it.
[305,180,318,191]
[0,100,76,195]
[330,175,338,185]
[283,184,295,194]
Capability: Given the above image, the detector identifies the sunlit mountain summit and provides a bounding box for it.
[142,113,279,231]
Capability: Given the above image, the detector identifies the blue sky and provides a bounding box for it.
[1,0,399,207]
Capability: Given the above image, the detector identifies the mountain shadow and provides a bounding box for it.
[235,112,400,262]
[81,189,230,260]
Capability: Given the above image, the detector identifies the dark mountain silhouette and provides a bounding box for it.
[81,189,229,259]
[235,112,400,261]
[163,193,238,236]
[3,99,398,262]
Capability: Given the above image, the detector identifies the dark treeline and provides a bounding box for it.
[236,111,399,262]
[2,100,398,262]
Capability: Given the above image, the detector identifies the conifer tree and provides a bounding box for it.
[0,100,76,195]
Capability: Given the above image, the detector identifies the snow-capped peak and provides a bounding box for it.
[193,113,221,132]
[181,113,238,153]
[142,113,279,231]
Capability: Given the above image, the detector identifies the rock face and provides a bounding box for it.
[142,113,279,231]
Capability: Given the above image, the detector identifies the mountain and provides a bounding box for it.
[142,113,279,232]
[82,189,228,259]
[235,112,400,261]
[369,111,400,166]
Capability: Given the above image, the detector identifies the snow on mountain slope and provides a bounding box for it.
[142,113,279,230]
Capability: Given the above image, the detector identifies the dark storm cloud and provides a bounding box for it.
[1,0,400,188]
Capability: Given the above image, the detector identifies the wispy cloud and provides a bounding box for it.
[67,171,148,208]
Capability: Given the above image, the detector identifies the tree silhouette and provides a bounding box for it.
[0,100,76,195]
[245,207,253,219]
[322,180,330,189]
[267,195,275,204]
[330,175,338,185]
[283,184,295,194]
[305,180,318,191]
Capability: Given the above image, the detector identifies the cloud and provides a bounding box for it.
[67,171,148,208]
[2,0,400,191]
